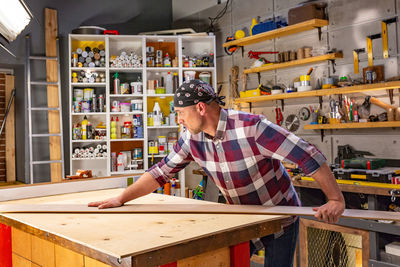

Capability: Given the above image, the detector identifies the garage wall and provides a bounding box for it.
[0,0,172,183]
[173,0,400,189]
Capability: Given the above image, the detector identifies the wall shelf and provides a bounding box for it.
[243,52,343,74]
[304,121,400,130]
[222,19,329,48]
[234,81,400,104]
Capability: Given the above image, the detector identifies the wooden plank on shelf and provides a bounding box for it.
[5,75,15,182]
[292,179,400,196]
[304,121,400,130]
[243,52,343,74]
[222,19,329,48]
[234,80,400,103]
[1,203,399,221]
[45,8,62,182]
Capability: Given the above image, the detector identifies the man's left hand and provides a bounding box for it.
[312,200,345,224]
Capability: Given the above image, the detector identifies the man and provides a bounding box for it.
[89,79,345,267]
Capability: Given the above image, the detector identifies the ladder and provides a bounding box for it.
[25,34,64,183]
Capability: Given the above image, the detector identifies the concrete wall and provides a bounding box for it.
[173,0,400,189]
[0,0,172,183]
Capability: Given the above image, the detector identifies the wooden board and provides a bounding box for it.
[304,121,400,129]
[222,19,329,47]
[0,189,283,266]
[243,52,343,74]
[234,81,400,104]
[5,75,15,182]
[0,202,398,221]
[45,8,62,182]
[293,178,400,196]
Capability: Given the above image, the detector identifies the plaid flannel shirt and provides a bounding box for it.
[147,109,326,227]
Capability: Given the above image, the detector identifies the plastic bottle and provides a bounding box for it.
[153,102,162,126]
[110,117,117,139]
[81,115,88,140]
[116,117,121,139]
[164,53,171,67]
[113,72,120,94]
[117,152,124,172]
[172,72,178,93]
[166,72,173,94]
[171,178,176,196]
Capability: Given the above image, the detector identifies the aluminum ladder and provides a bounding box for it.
[25,34,64,183]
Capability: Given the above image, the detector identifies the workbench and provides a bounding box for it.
[0,188,285,267]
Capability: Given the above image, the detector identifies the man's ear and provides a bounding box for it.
[196,102,207,115]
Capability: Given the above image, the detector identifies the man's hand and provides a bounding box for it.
[88,197,123,209]
[312,199,345,224]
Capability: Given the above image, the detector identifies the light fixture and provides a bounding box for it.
[0,0,32,42]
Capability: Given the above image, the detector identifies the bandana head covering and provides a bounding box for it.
[174,79,225,108]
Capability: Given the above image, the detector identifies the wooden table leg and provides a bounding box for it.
[230,241,250,267]
[0,223,12,267]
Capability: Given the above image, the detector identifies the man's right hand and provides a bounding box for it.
[88,197,123,209]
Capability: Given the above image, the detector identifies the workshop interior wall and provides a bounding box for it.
[173,0,400,189]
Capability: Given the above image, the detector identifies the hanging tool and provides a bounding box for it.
[366,33,381,67]
[298,107,311,121]
[0,88,15,136]
[248,50,279,60]
[275,107,283,126]
[285,114,300,132]
[352,48,365,74]
[381,17,397,59]
[224,36,238,55]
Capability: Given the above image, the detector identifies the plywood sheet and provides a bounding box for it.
[0,189,283,262]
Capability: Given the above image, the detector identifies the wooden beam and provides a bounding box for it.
[5,75,15,182]
[0,204,399,221]
[44,8,62,182]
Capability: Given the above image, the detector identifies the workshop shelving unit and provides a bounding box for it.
[69,34,216,197]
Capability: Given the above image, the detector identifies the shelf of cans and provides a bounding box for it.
[72,144,108,159]
[148,132,178,158]
[110,114,144,140]
[72,116,107,141]
[72,87,106,113]
[71,44,106,68]
[110,147,144,173]
[110,51,142,68]
[71,70,106,84]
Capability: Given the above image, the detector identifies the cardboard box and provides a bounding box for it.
[288,3,326,25]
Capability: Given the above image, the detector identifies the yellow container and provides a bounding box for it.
[245,88,261,97]
[300,75,310,81]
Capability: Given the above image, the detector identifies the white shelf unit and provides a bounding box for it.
[69,34,216,197]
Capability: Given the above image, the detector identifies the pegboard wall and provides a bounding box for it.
[173,0,400,178]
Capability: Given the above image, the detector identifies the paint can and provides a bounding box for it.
[74,89,83,101]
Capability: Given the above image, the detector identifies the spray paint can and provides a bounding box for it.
[113,72,120,94]
[72,52,78,67]
[98,94,104,112]
[92,94,97,112]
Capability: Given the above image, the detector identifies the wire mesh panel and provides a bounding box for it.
[299,219,369,267]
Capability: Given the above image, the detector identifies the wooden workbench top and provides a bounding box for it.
[0,189,284,266]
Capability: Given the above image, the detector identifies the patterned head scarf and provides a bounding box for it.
[173,79,225,108]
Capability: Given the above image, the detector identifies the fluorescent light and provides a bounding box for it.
[0,0,31,42]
